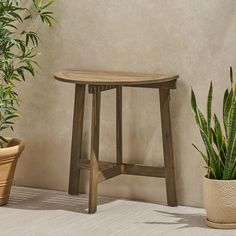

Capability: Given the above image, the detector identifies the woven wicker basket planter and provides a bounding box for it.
[203,176,236,229]
[0,138,25,206]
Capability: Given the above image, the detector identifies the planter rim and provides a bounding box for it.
[204,175,236,182]
[0,137,25,159]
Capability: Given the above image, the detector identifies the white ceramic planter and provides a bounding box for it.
[203,176,236,229]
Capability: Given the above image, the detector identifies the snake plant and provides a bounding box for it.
[0,0,54,147]
[191,67,236,180]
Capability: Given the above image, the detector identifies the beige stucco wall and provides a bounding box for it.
[12,0,236,207]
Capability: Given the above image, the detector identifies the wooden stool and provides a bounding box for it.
[54,70,179,213]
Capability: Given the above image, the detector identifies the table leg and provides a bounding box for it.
[89,89,101,213]
[159,89,177,206]
[68,84,86,195]
[116,86,122,165]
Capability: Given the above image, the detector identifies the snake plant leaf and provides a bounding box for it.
[204,166,215,179]
[192,70,236,179]
[198,108,211,141]
[230,66,233,84]
[207,81,213,128]
[200,129,220,178]
[192,144,208,164]
[204,166,217,179]
[191,89,200,126]
[212,121,225,176]
[230,157,236,179]
[214,114,223,150]
[207,82,213,143]
[223,88,229,123]
[191,89,197,114]
[211,127,218,148]
[223,88,233,138]
[223,94,236,179]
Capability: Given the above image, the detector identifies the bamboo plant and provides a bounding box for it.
[0,0,54,147]
[191,67,236,180]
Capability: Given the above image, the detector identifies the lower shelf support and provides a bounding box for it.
[79,159,165,180]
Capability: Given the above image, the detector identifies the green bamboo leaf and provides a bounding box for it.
[5,114,19,120]
[0,136,8,144]
[42,0,54,9]
[24,14,32,20]
[0,0,54,147]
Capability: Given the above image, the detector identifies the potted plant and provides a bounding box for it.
[191,67,236,229]
[0,0,54,205]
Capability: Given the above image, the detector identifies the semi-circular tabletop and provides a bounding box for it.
[54,69,179,86]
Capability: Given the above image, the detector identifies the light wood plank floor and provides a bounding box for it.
[0,186,235,235]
